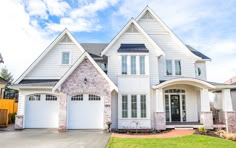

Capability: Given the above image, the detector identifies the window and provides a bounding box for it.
[122,95,128,118]
[140,56,145,74]
[121,56,127,74]
[131,56,136,74]
[131,95,137,118]
[165,89,185,93]
[165,95,170,122]
[29,94,40,101]
[140,95,146,118]
[166,60,172,75]
[89,94,100,101]
[175,60,181,75]
[182,95,186,121]
[46,95,57,101]
[197,67,201,76]
[62,52,70,64]
[71,95,83,101]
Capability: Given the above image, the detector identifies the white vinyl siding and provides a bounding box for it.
[121,56,127,75]
[140,56,145,74]
[62,52,70,64]
[131,56,136,74]
[122,95,128,118]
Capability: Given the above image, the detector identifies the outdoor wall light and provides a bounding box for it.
[84,77,88,84]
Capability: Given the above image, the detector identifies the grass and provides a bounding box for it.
[106,135,236,148]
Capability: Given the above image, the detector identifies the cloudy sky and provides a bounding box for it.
[1,0,236,83]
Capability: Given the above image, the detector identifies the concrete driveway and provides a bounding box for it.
[0,129,110,148]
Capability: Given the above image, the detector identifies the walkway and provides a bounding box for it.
[112,129,195,138]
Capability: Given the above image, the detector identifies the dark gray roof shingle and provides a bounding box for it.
[186,45,211,60]
[17,79,59,87]
[118,44,149,53]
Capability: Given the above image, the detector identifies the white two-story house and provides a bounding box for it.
[12,6,236,132]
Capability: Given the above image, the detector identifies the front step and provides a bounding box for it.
[174,127,194,130]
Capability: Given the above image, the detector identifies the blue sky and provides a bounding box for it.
[0,0,236,83]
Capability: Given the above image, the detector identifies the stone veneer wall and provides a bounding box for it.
[153,112,166,130]
[200,112,213,129]
[224,111,236,133]
[60,59,112,130]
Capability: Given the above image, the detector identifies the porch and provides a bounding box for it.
[166,122,225,129]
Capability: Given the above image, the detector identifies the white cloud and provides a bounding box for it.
[44,0,71,16]
[25,0,48,19]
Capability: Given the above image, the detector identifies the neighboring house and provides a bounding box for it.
[0,77,7,98]
[12,6,236,132]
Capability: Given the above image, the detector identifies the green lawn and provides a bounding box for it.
[106,135,236,148]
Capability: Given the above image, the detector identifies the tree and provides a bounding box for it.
[0,67,13,85]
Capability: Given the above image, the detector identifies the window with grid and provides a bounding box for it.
[165,95,170,122]
[89,94,100,101]
[140,95,146,118]
[62,52,70,64]
[122,95,128,118]
[131,95,137,118]
[46,95,57,101]
[131,56,136,74]
[71,95,83,101]
[29,94,40,101]
[182,95,186,121]
[121,56,127,75]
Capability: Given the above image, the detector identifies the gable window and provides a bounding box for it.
[140,95,146,118]
[166,60,172,75]
[131,56,136,74]
[140,56,145,74]
[62,52,70,64]
[122,95,128,118]
[131,95,137,118]
[121,56,127,74]
[175,60,181,75]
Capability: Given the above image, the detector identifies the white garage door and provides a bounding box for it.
[68,94,104,129]
[25,94,59,128]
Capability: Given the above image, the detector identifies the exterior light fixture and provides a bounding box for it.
[84,77,87,84]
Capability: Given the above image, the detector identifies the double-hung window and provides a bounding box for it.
[140,56,145,74]
[122,95,128,118]
[175,60,181,75]
[131,56,136,74]
[140,95,146,118]
[121,56,127,74]
[62,52,70,64]
[131,95,137,118]
[166,60,172,75]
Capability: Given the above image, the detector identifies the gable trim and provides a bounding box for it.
[136,6,202,60]
[101,18,165,56]
[52,52,118,92]
[15,28,85,84]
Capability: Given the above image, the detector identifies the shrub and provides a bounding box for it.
[198,126,207,134]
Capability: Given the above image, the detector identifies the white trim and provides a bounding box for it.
[152,78,216,89]
[61,51,72,65]
[15,28,85,84]
[52,52,118,92]
[101,18,165,56]
[135,6,202,61]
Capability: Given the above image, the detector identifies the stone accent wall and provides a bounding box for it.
[60,59,112,129]
[224,111,236,133]
[200,112,213,129]
[15,115,23,129]
[153,112,166,130]
[58,93,67,131]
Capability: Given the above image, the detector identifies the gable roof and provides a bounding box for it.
[52,52,118,92]
[186,45,211,60]
[14,28,85,84]
[101,18,165,56]
[225,76,236,85]
[136,6,203,61]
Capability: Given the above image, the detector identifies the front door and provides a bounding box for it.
[171,95,180,122]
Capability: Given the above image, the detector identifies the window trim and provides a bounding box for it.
[140,95,146,118]
[131,95,137,118]
[61,51,71,65]
[166,59,173,76]
[131,56,136,74]
[139,56,145,75]
[175,60,182,75]
[122,95,128,118]
[121,55,128,75]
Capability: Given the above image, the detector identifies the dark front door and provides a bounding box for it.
[171,95,181,122]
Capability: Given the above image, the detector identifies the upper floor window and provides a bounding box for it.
[140,56,145,74]
[121,56,127,75]
[175,60,181,75]
[131,56,136,74]
[62,52,70,64]
[166,60,172,75]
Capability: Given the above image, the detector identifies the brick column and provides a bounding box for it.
[58,93,67,132]
[154,89,166,130]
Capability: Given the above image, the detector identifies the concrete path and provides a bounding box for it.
[112,129,195,138]
[0,129,110,148]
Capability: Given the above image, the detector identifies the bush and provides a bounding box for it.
[8,113,16,124]
[198,126,207,134]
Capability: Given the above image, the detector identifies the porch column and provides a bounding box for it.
[15,92,25,130]
[154,89,166,130]
[200,88,213,129]
[222,89,236,133]
[58,93,67,132]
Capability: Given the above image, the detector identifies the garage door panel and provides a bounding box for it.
[68,94,104,129]
[25,94,59,128]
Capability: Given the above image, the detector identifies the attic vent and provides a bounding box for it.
[60,35,72,43]
[126,24,139,33]
[141,11,154,19]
